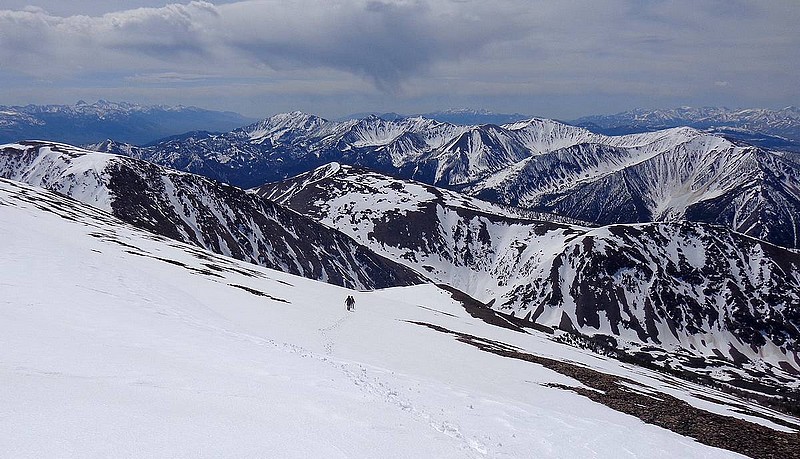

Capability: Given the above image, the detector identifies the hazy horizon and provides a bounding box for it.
[5,98,800,124]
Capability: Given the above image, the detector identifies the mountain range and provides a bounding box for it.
[3,101,798,151]
[4,137,799,402]
[571,106,800,151]
[92,112,800,249]
[0,100,255,145]
[340,108,531,126]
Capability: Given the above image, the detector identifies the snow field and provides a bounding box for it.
[0,179,773,458]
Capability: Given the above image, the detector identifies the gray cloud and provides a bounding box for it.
[0,1,529,91]
[0,2,220,73]
[207,0,532,92]
[0,0,797,118]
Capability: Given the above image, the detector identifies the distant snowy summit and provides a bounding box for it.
[338,108,531,126]
[0,100,255,145]
[417,108,531,126]
[571,106,800,150]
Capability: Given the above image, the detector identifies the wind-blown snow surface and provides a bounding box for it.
[258,164,800,389]
[0,141,421,290]
[1,177,783,458]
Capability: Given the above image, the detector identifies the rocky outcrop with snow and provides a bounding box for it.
[0,141,422,290]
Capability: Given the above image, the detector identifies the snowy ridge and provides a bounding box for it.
[5,177,797,457]
[259,164,800,390]
[465,126,706,200]
[470,131,800,248]
[502,117,601,153]
[0,142,116,210]
[244,111,327,143]
[0,141,422,290]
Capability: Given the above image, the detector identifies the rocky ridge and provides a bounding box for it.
[0,141,422,290]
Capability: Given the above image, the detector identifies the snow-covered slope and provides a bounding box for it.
[258,164,800,390]
[2,177,797,458]
[0,141,422,290]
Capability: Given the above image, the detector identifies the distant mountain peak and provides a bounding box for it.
[437,108,495,115]
[571,106,800,148]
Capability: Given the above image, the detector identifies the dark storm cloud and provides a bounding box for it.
[207,0,531,92]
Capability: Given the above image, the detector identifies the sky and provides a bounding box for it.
[0,0,797,120]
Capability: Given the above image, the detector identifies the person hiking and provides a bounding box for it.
[345,295,355,312]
